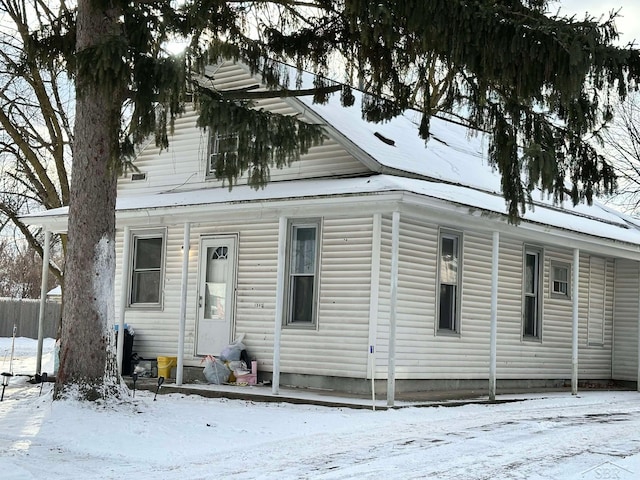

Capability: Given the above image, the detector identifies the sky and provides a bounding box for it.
[2,338,640,479]
[555,0,640,45]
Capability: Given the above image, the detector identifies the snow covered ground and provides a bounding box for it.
[2,337,640,480]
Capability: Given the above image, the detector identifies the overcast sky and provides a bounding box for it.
[554,0,640,45]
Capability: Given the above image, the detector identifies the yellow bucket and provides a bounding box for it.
[157,356,177,378]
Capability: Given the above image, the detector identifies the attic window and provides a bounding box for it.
[208,131,239,177]
[374,131,395,146]
[131,172,147,181]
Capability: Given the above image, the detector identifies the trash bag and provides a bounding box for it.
[220,340,246,362]
[203,356,230,384]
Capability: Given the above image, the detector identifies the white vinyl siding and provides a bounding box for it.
[612,259,639,381]
[279,216,373,377]
[497,242,575,380]
[377,218,493,380]
[116,215,373,379]
[579,256,614,378]
[117,63,367,198]
[587,257,606,346]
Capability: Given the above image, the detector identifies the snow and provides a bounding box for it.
[2,337,640,479]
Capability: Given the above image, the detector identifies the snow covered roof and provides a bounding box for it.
[21,62,640,254]
[23,174,640,251]
[294,81,630,226]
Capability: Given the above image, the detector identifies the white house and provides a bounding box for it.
[25,61,640,403]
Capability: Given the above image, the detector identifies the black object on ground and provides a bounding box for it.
[132,372,138,398]
[154,376,164,401]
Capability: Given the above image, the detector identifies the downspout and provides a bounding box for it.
[117,226,131,375]
[272,216,288,395]
[572,248,580,395]
[176,222,191,386]
[387,211,400,407]
[489,231,499,401]
[36,230,51,375]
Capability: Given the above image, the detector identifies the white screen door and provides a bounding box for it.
[196,236,237,356]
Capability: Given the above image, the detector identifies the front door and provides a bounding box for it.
[196,235,237,356]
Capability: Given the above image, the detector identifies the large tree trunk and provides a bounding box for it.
[55,0,123,399]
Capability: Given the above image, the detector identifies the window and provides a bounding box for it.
[208,131,238,177]
[437,230,462,333]
[285,219,321,326]
[550,262,570,298]
[129,230,165,307]
[523,246,543,338]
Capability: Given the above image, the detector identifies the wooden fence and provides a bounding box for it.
[0,298,61,339]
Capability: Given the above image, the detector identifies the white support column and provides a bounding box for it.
[367,214,382,410]
[489,231,499,401]
[387,211,400,407]
[572,248,580,395]
[176,222,191,386]
[117,226,131,376]
[272,216,288,395]
[36,230,51,375]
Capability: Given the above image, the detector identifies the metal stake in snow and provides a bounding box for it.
[1,324,17,402]
[154,376,164,401]
[39,372,48,397]
[132,372,138,398]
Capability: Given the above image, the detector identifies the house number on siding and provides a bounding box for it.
[255,303,265,308]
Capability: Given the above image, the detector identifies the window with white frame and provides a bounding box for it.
[523,246,543,338]
[207,131,239,177]
[437,230,462,333]
[129,230,165,307]
[550,261,570,298]
[285,219,321,326]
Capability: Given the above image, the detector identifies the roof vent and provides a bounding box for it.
[374,131,395,146]
[131,172,147,181]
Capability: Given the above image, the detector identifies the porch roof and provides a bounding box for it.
[21,173,640,252]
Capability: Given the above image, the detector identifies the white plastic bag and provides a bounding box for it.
[203,356,230,384]
[220,340,245,362]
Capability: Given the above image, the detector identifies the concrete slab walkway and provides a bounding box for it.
[124,377,576,410]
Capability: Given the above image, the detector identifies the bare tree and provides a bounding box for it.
[0,237,61,298]
[600,93,640,215]
[0,0,72,288]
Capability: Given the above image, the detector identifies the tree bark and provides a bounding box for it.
[55,0,123,399]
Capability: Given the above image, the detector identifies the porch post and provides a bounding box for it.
[36,230,51,375]
[489,231,499,401]
[117,226,131,376]
[272,216,288,395]
[176,222,191,386]
[387,211,400,407]
[571,248,580,395]
[367,213,382,410]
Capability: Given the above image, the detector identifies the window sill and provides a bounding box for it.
[522,335,542,343]
[127,304,163,311]
[436,329,461,338]
[284,323,317,330]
